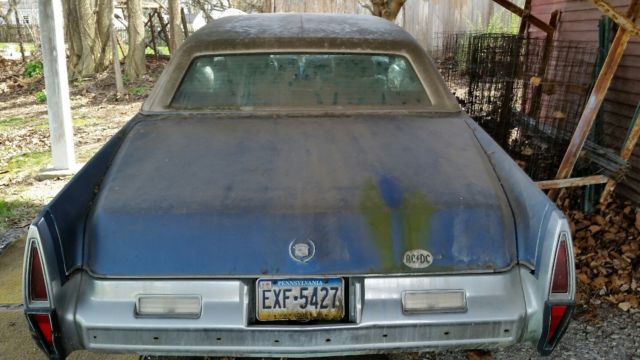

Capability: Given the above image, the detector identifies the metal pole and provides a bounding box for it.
[38,0,75,170]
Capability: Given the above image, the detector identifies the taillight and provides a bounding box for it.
[31,314,53,346]
[29,246,48,301]
[546,305,568,341]
[538,232,574,355]
[551,238,569,293]
[24,231,60,357]
[539,302,573,355]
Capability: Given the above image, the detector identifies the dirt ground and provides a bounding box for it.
[1,58,639,360]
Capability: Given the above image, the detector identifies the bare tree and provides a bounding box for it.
[0,0,17,25]
[190,0,231,14]
[191,0,214,22]
[168,0,184,53]
[62,0,112,78]
[125,0,146,79]
[360,0,406,21]
[187,0,266,20]
[96,0,113,69]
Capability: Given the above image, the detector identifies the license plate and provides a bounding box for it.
[256,278,344,321]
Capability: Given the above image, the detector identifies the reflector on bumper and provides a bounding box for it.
[402,290,467,314]
[136,295,202,318]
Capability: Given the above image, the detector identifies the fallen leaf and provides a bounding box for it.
[466,349,493,360]
[592,277,608,288]
[593,215,606,225]
[530,76,542,86]
[618,302,631,311]
[588,225,601,234]
[577,272,591,284]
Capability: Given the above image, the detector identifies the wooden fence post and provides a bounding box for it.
[111,29,124,98]
[518,0,532,36]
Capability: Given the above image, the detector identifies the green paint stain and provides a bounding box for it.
[400,191,436,251]
[359,178,394,271]
[359,178,436,272]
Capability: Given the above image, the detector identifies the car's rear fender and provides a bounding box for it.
[22,119,140,358]
[518,209,575,351]
[29,118,140,281]
[464,118,576,353]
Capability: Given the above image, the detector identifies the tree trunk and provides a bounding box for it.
[77,0,100,76]
[107,0,123,97]
[62,0,82,78]
[0,7,14,26]
[125,0,146,79]
[168,0,184,55]
[95,0,112,70]
[62,0,111,78]
[13,9,26,62]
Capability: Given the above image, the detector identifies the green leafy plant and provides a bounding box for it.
[34,90,47,103]
[23,60,44,78]
[129,86,148,96]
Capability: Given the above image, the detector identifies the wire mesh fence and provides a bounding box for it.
[431,32,598,181]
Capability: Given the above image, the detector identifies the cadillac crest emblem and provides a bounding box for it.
[289,239,315,263]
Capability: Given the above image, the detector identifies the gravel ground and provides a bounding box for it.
[413,305,640,360]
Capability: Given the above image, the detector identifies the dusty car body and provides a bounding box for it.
[23,14,575,359]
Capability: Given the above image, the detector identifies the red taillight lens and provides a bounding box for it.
[31,313,53,346]
[29,246,48,301]
[551,239,568,293]
[546,305,568,341]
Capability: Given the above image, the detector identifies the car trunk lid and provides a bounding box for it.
[86,114,515,277]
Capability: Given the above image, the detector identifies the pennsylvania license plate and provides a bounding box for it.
[256,278,345,321]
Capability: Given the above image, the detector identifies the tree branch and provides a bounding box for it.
[358,1,375,15]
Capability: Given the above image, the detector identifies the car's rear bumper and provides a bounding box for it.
[53,269,530,357]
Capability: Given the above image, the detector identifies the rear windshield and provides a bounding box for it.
[171,53,431,110]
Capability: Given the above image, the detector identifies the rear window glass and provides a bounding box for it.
[171,53,431,110]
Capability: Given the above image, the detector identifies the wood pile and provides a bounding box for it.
[560,196,640,312]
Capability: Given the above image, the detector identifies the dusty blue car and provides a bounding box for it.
[23,13,575,359]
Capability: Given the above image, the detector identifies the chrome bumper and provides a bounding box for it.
[55,269,530,357]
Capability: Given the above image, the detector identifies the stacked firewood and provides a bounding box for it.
[561,197,640,312]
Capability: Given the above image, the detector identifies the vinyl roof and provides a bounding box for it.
[183,13,419,49]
